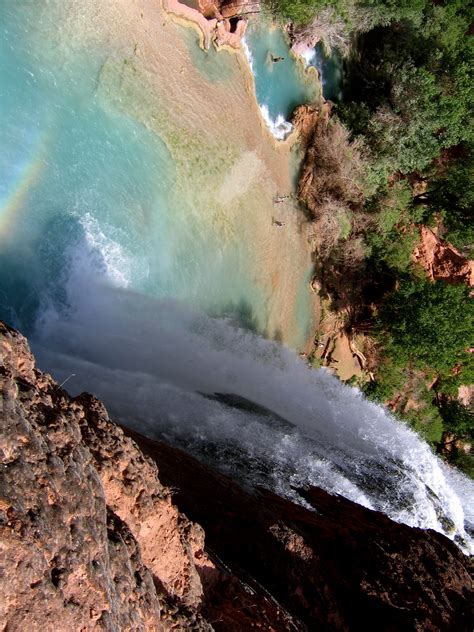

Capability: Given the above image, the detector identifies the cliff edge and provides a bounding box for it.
[1,320,472,631]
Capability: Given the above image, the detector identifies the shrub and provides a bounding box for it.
[378,279,473,376]
[405,406,444,446]
[298,119,367,218]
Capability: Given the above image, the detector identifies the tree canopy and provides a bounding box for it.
[379,279,473,377]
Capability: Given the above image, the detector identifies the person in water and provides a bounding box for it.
[271,55,284,63]
[272,218,286,227]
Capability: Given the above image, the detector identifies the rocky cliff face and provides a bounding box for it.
[413,226,474,286]
[1,320,473,631]
[0,321,214,631]
[0,322,290,631]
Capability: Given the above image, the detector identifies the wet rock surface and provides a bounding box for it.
[129,429,474,632]
[1,320,473,631]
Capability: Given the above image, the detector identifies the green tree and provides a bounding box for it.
[266,0,335,24]
[417,147,474,256]
[341,1,473,173]
[439,400,474,439]
[378,279,473,376]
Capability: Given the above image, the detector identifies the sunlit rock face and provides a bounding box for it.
[0,321,213,631]
[1,3,474,629]
[1,0,474,560]
[1,320,473,631]
[413,226,474,286]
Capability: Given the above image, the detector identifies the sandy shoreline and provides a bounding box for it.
[162,0,217,50]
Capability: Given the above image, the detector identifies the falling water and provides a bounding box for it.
[1,0,473,556]
[34,269,474,554]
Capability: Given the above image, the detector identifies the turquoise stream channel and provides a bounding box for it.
[244,20,319,137]
[0,3,282,339]
[243,20,343,136]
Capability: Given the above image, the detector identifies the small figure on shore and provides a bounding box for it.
[271,55,284,63]
[274,195,290,204]
[272,218,286,227]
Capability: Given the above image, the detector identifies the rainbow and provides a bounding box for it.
[0,129,50,242]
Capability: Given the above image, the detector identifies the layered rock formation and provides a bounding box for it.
[1,320,473,631]
[164,0,258,50]
[413,226,474,286]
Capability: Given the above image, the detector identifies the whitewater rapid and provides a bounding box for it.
[2,0,473,557]
[31,223,474,555]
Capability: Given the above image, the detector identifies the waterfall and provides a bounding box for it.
[31,239,474,555]
[2,0,473,560]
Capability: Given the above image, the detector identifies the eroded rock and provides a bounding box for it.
[1,320,473,631]
[413,226,474,286]
[0,322,210,631]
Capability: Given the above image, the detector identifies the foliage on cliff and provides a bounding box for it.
[378,280,473,379]
[417,147,474,257]
[341,3,473,173]
[293,0,474,475]
[268,0,427,30]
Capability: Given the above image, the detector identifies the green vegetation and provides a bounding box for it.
[267,0,332,25]
[439,400,474,477]
[342,3,473,175]
[268,0,429,28]
[418,146,474,256]
[378,280,473,377]
[282,0,474,475]
[366,281,473,453]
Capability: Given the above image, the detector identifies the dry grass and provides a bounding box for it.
[298,119,366,219]
[298,117,369,273]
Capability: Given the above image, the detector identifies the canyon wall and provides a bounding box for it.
[1,320,472,631]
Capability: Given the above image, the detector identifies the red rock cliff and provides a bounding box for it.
[413,226,474,286]
[1,320,473,631]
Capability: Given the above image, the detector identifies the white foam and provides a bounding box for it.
[241,36,256,77]
[32,284,474,555]
[78,213,133,288]
[299,46,316,68]
[259,104,293,140]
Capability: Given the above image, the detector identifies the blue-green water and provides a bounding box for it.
[2,1,474,560]
[310,43,344,102]
[0,8,163,328]
[0,2,276,338]
[244,21,318,137]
